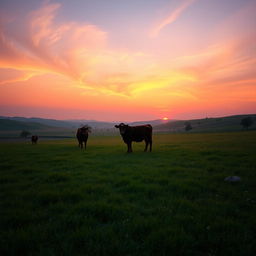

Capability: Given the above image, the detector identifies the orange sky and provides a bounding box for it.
[0,0,255,121]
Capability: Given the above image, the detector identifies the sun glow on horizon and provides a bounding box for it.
[162,117,169,121]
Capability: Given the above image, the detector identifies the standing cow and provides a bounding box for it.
[31,135,38,144]
[115,123,152,153]
[76,126,91,150]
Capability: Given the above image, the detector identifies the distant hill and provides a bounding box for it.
[0,119,58,131]
[154,114,256,133]
[1,114,255,134]
[68,120,116,129]
[129,119,168,126]
[0,116,117,129]
[0,116,77,129]
[0,116,166,130]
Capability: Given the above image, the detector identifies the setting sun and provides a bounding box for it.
[162,117,169,121]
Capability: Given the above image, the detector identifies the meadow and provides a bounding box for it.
[1,132,256,255]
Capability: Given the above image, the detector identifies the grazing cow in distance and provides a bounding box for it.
[31,135,38,144]
[115,123,152,153]
[76,125,91,150]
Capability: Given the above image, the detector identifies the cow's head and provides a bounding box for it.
[115,123,129,135]
[80,125,91,133]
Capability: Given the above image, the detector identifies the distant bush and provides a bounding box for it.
[19,130,31,138]
[184,122,192,131]
[240,116,253,129]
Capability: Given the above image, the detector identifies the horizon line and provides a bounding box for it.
[1,113,255,123]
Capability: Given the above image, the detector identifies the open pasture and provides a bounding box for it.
[1,132,256,255]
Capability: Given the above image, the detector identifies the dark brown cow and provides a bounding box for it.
[115,123,152,153]
[76,126,91,150]
[31,135,38,144]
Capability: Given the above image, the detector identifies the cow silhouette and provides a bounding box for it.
[115,123,152,153]
[31,135,38,144]
[76,126,91,150]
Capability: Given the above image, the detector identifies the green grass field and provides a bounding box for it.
[1,132,256,255]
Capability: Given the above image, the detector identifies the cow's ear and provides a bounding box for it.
[115,125,119,128]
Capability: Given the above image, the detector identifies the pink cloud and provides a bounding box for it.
[0,1,107,81]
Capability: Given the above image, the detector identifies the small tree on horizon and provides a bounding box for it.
[20,130,31,138]
[184,122,192,132]
[240,116,253,130]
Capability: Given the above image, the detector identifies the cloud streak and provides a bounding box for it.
[151,0,197,37]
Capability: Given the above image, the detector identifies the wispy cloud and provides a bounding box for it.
[0,1,194,97]
[151,0,197,37]
[0,1,107,80]
[1,2,167,97]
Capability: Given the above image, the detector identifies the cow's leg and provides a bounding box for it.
[149,139,152,152]
[144,140,149,152]
[129,142,133,153]
[84,140,87,150]
[127,142,132,153]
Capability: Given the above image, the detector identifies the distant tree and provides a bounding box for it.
[20,130,31,138]
[184,122,192,131]
[240,116,253,129]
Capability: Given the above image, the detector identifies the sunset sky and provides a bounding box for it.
[0,0,255,121]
